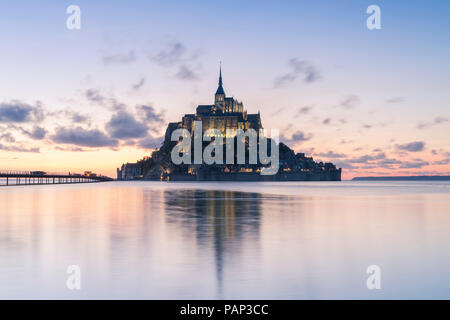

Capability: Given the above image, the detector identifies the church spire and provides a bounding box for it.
[215,63,225,96]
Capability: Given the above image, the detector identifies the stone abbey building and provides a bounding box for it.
[165,67,262,141]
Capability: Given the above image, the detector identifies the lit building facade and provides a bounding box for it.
[165,67,263,140]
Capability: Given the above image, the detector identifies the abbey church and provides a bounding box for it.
[165,67,263,140]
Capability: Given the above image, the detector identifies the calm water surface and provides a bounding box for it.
[1,181,449,299]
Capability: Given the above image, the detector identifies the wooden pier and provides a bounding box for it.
[0,171,113,186]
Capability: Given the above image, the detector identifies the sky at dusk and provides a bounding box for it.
[0,0,449,179]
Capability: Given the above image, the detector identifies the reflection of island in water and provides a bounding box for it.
[164,189,266,297]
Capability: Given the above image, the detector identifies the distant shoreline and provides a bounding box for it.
[352,176,450,181]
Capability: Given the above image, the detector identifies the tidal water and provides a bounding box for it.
[1,181,449,299]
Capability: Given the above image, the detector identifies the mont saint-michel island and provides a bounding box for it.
[117,68,342,181]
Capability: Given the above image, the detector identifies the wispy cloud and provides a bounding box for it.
[136,105,165,124]
[52,127,118,148]
[131,77,146,90]
[102,50,137,65]
[347,152,386,163]
[0,101,44,123]
[84,89,126,111]
[138,135,163,149]
[317,151,347,158]
[417,116,449,129]
[331,150,431,172]
[396,141,425,152]
[49,110,91,125]
[70,112,90,124]
[21,126,47,140]
[433,158,450,165]
[378,158,402,168]
[0,133,15,143]
[55,146,88,152]
[85,89,106,104]
[152,40,203,81]
[294,106,313,117]
[175,65,200,80]
[338,95,360,109]
[105,111,149,139]
[281,130,313,144]
[271,107,286,117]
[333,160,359,170]
[0,143,39,153]
[153,42,186,67]
[399,160,429,169]
[386,97,405,103]
[274,58,321,88]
